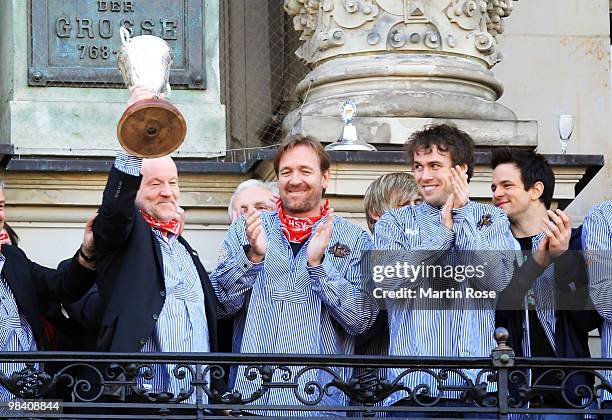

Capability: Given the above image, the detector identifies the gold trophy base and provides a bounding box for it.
[117,98,187,158]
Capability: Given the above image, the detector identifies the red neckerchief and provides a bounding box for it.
[276,198,330,243]
[0,232,8,252]
[140,210,183,236]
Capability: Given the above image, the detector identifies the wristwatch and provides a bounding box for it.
[79,246,96,263]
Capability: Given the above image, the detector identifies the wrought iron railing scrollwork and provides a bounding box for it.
[0,328,612,418]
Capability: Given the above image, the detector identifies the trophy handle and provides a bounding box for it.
[164,82,172,99]
[120,26,131,46]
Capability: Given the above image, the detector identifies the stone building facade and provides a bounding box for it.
[0,0,608,273]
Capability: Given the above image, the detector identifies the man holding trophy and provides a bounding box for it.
[87,28,221,402]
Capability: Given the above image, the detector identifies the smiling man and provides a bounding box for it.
[374,124,516,415]
[492,148,600,413]
[88,86,221,402]
[211,134,377,415]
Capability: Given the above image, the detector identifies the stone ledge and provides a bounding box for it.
[7,100,226,158]
[0,150,603,212]
[290,116,538,146]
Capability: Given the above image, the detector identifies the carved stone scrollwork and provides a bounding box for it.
[284,0,321,40]
[424,31,441,49]
[464,0,479,17]
[486,0,514,38]
[474,31,495,55]
[387,22,442,51]
[331,0,380,30]
[320,28,346,50]
[389,29,407,48]
[284,0,516,66]
[447,0,486,30]
[283,0,521,139]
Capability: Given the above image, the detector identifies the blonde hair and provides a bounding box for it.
[364,173,421,233]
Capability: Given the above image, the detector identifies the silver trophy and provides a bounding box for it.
[325,100,377,151]
[117,26,186,158]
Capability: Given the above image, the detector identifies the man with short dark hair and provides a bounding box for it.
[211,134,377,414]
[492,148,599,414]
[375,124,516,413]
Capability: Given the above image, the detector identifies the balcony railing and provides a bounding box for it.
[0,328,611,419]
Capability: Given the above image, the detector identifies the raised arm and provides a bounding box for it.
[93,86,152,255]
[93,153,143,255]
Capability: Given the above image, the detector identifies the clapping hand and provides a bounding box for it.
[441,193,454,230]
[533,209,572,267]
[245,208,267,263]
[307,209,334,267]
[450,166,469,209]
[542,209,571,259]
[441,166,469,230]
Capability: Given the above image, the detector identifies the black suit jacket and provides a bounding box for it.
[496,226,601,405]
[91,166,219,353]
[496,227,601,356]
[2,245,95,349]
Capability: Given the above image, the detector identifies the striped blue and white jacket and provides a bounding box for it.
[583,200,612,401]
[0,256,37,401]
[210,211,378,414]
[374,201,516,405]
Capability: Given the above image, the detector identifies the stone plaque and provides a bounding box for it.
[29,0,205,88]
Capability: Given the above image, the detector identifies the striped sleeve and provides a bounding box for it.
[583,202,612,321]
[375,208,454,251]
[308,229,378,336]
[114,151,143,176]
[0,272,38,401]
[373,209,453,289]
[452,205,515,292]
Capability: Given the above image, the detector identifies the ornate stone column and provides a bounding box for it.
[283,0,536,146]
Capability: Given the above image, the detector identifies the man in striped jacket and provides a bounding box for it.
[374,124,516,415]
[211,135,378,415]
[583,200,612,413]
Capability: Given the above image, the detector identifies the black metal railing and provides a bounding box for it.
[0,328,611,419]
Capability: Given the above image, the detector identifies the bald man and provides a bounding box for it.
[88,87,221,401]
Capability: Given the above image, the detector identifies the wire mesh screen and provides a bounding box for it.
[22,0,214,157]
[220,0,310,162]
[22,0,309,159]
